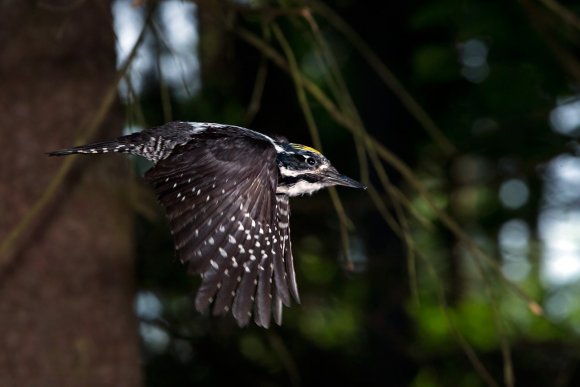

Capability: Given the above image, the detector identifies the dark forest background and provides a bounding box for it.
[2,0,580,386]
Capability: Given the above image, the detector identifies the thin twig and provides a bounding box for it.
[462,241,514,387]
[273,24,323,148]
[123,70,148,128]
[150,18,197,99]
[389,185,434,231]
[490,281,515,387]
[243,57,269,125]
[366,185,403,236]
[367,144,420,306]
[157,61,174,123]
[418,251,501,387]
[272,23,354,268]
[537,0,580,32]
[310,0,456,157]
[302,9,371,187]
[266,331,301,387]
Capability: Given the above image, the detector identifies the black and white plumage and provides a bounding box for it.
[49,121,365,328]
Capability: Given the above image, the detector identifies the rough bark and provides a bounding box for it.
[0,1,142,386]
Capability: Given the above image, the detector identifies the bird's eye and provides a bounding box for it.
[305,157,316,166]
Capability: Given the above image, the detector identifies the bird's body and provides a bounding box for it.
[50,121,364,328]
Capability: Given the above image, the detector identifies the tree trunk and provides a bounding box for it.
[0,1,142,386]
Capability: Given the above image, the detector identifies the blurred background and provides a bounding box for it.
[1,0,580,386]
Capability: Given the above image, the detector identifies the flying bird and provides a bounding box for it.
[49,121,365,328]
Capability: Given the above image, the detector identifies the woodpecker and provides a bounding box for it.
[49,121,365,328]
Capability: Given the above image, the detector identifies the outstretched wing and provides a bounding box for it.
[145,131,296,327]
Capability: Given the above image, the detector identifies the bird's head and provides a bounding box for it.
[275,142,366,197]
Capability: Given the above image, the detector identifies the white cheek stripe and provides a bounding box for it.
[277,181,325,197]
[278,166,305,177]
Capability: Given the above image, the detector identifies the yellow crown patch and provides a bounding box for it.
[290,143,321,155]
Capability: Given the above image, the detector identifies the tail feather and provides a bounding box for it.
[48,139,135,156]
[48,122,195,161]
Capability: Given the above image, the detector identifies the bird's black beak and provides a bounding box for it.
[324,168,366,190]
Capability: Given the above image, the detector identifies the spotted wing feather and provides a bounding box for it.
[145,131,297,327]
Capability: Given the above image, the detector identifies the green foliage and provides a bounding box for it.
[411,299,499,352]
[413,45,458,83]
[298,301,361,349]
